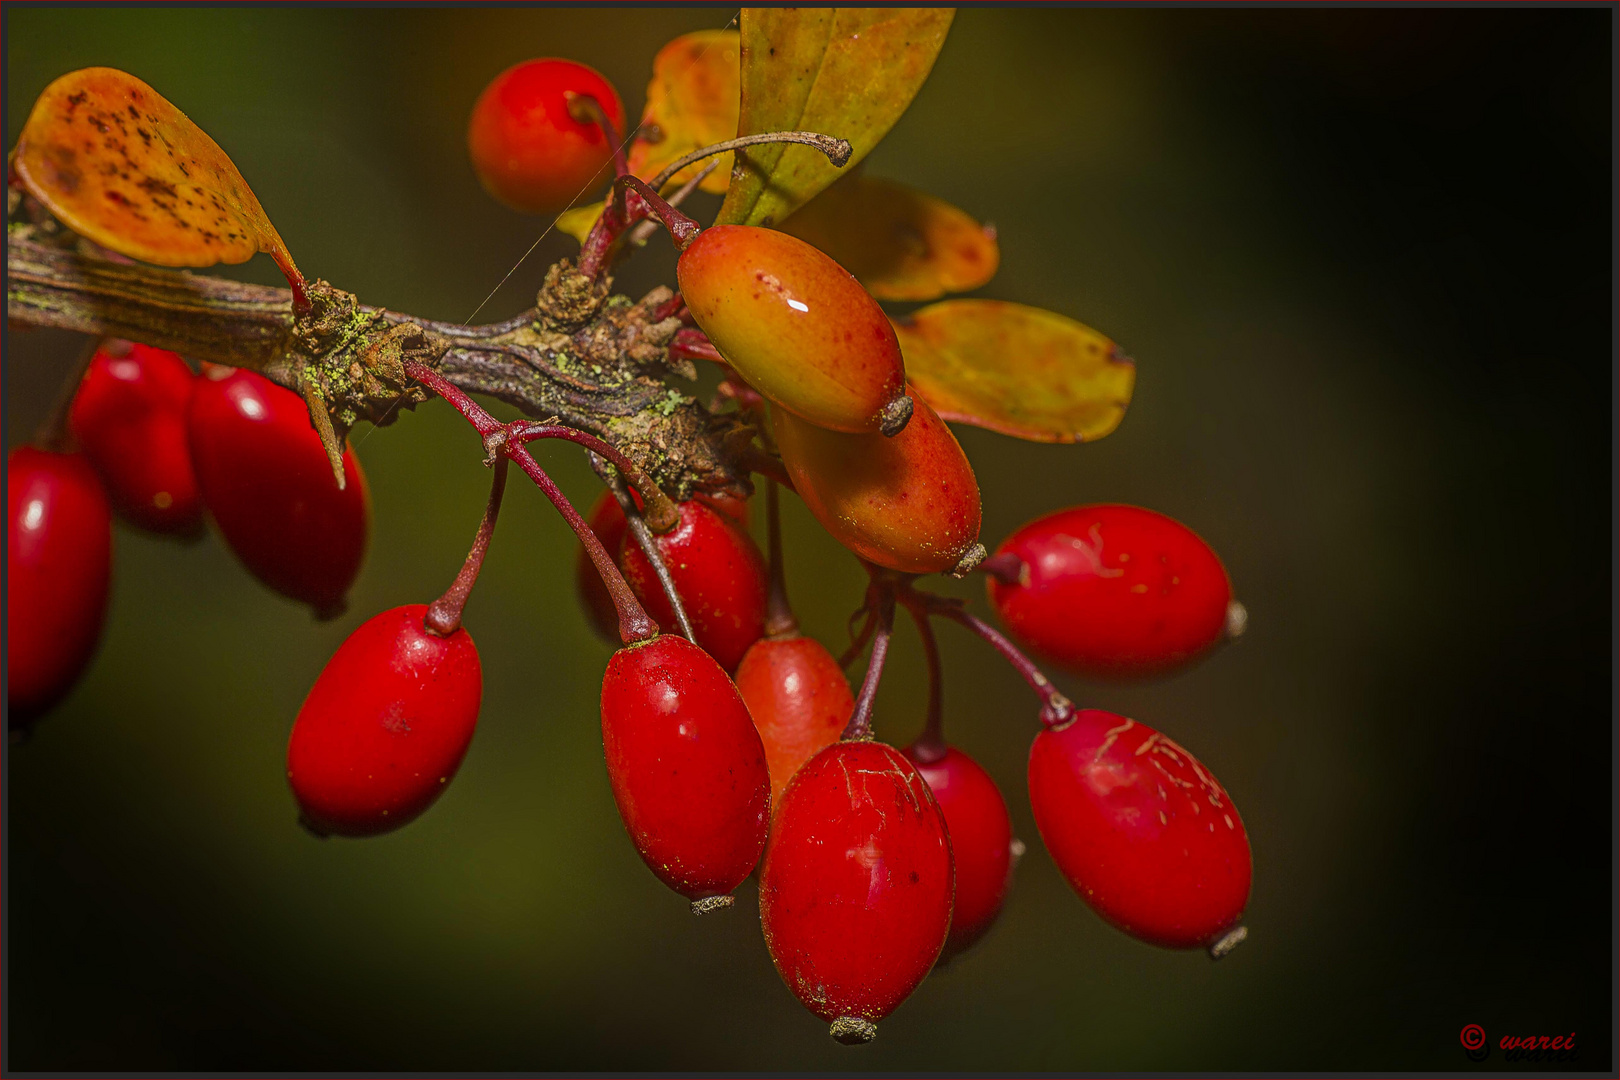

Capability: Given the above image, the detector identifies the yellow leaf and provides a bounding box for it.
[778,174,998,301]
[12,67,300,284]
[894,301,1135,443]
[556,200,605,245]
[717,8,954,228]
[627,30,740,195]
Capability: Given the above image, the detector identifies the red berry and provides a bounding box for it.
[600,634,771,908]
[619,498,767,673]
[773,395,981,575]
[576,491,631,644]
[678,225,911,435]
[904,743,1015,960]
[68,340,203,536]
[735,633,853,806]
[6,447,113,725]
[467,58,626,215]
[187,366,369,618]
[759,739,953,1043]
[988,504,1233,679]
[1027,709,1251,951]
[695,489,749,529]
[287,605,482,837]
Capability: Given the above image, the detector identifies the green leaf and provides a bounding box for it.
[894,301,1136,443]
[716,8,954,228]
[778,173,998,301]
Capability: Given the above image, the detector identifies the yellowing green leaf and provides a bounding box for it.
[778,174,998,301]
[894,301,1135,443]
[627,30,740,195]
[556,200,605,245]
[717,8,954,228]
[12,67,300,282]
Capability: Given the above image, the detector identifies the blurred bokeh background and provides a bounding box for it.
[4,8,1613,1072]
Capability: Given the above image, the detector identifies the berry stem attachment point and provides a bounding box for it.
[763,478,798,639]
[591,454,696,644]
[669,327,725,366]
[565,92,628,180]
[424,456,507,637]
[508,422,678,533]
[976,550,1027,587]
[841,588,895,742]
[613,175,701,251]
[645,131,852,193]
[923,595,1073,728]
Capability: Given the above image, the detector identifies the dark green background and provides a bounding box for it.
[4,7,1613,1072]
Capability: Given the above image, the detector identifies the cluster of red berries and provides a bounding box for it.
[7,340,370,729]
[9,53,1255,1050]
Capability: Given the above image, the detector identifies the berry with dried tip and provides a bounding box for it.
[187,366,369,619]
[759,739,953,1044]
[6,447,113,726]
[68,340,203,536]
[619,497,768,673]
[736,634,853,806]
[772,396,981,575]
[601,633,771,910]
[1027,709,1251,952]
[678,225,912,435]
[904,742,1016,960]
[468,58,626,214]
[287,605,482,837]
[987,504,1235,679]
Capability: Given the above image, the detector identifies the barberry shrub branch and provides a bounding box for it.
[6,230,749,500]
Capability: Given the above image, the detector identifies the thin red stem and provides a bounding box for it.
[669,328,725,366]
[841,589,895,742]
[839,593,877,670]
[763,479,798,639]
[977,551,1027,586]
[509,443,657,645]
[507,422,678,533]
[402,359,656,645]
[593,454,697,644]
[918,592,1073,728]
[424,456,507,637]
[613,175,700,250]
[566,93,628,180]
[901,596,946,762]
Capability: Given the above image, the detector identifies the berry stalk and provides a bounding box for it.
[424,456,508,637]
[922,594,1073,728]
[841,589,895,742]
[763,478,798,639]
[900,595,946,763]
[592,454,697,644]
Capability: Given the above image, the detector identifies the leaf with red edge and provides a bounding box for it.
[893,301,1136,443]
[627,29,741,195]
[12,67,301,287]
[778,173,998,301]
[716,8,954,228]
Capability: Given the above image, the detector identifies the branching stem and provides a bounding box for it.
[841,590,895,742]
[593,454,697,643]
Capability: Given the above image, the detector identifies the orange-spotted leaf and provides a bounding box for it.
[894,301,1136,443]
[778,174,998,301]
[716,8,954,228]
[627,30,740,195]
[12,67,301,286]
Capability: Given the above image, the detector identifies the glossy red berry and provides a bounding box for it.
[287,605,482,837]
[678,225,911,435]
[576,491,631,644]
[6,447,113,725]
[619,497,767,673]
[1027,709,1251,951]
[759,739,953,1044]
[187,366,369,618]
[600,634,771,908]
[735,634,854,806]
[904,743,1015,960]
[773,395,982,575]
[988,504,1234,679]
[68,340,203,536]
[468,58,626,214]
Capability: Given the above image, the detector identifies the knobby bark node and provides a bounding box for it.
[5,227,752,501]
